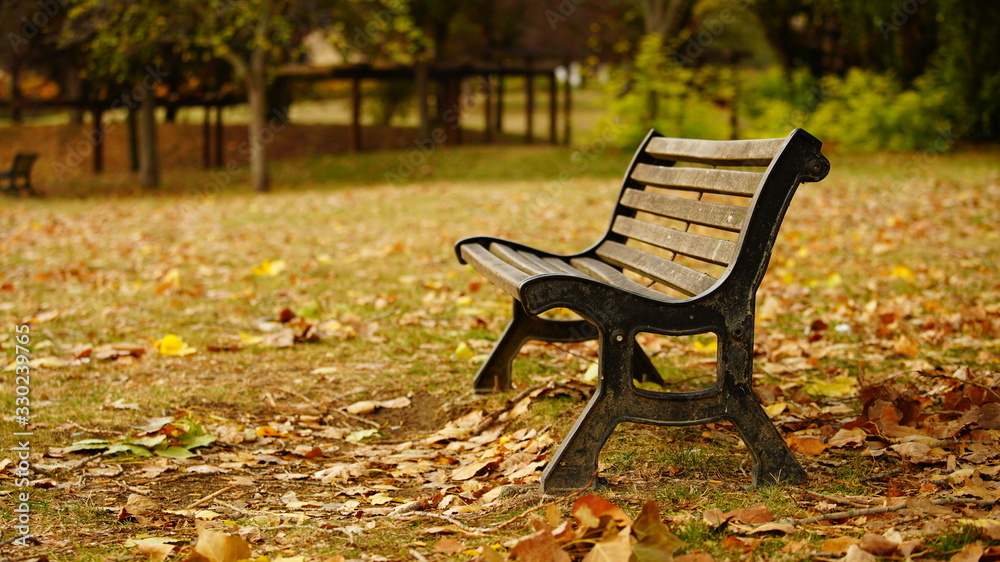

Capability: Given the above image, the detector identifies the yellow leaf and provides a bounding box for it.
[369,492,395,505]
[890,265,915,280]
[154,334,196,357]
[804,375,856,398]
[823,272,843,288]
[692,339,717,355]
[764,402,788,418]
[238,333,264,345]
[251,259,286,277]
[582,362,599,384]
[162,268,181,285]
[453,342,474,360]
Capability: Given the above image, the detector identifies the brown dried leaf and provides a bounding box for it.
[433,538,465,555]
[842,544,877,562]
[508,527,570,562]
[858,533,898,556]
[573,494,633,533]
[581,526,631,562]
[949,541,985,562]
[632,499,685,561]
[828,427,868,448]
[722,507,772,525]
[820,536,857,555]
[786,436,828,456]
[185,528,252,562]
[702,508,725,529]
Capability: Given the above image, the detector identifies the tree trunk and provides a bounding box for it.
[138,92,160,188]
[246,62,270,193]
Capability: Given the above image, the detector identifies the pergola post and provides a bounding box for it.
[483,74,493,144]
[548,71,558,145]
[563,62,572,146]
[215,105,224,167]
[525,65,535,144]
[92,107,103,173]
[202,104,211,169]
[349,76,362,152]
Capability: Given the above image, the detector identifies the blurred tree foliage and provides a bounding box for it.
[750,0,1000,141]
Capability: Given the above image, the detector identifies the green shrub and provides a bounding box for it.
[741,67,952,151]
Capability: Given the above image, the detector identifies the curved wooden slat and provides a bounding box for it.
[630,164,762,197]
[619,188,747,232]
[490,243,553,275]
[611,216,736,265]
[595,241,717,297]
[569,257,674,300]
[645,136,785,167]
[459,243,529,298]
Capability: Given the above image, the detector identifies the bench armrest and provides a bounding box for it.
[454,235,588,265]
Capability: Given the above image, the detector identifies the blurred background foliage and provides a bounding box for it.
[0,0,997,155]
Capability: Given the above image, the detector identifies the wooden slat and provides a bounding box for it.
[612,216,736,265]
[646,137,785,166]
[540,256,590,278]
[596,241,717,297]
[516,250,575,276]
[569,257,674,300]
[460,243,529,298]
[490,243,552,275]
[619,189,746,232]
[631,163,762,197]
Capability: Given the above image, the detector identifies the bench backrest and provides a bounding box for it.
[597,129,828,300]
[11,153,38,175]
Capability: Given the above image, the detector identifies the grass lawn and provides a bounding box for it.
[0,142,999,560]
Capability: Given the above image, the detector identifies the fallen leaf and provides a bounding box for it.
[434,538,465,555]
[508,527,570,562]
[722,507,772,525]
[949,542,985,562]
[703,508,725,529]
[820,536,857,555]
[252,259,286,277]
[125,537,180,562]
[154,334,196,356]
[582,525,632,562]
[828,427,867,448]
[573,494,633,531]
[632,499,686,561]
[786,436,828,456]
[859,533,899,556]
[746,522,795,535]
[346,400,377,415]
[187,528,252,562]
[842,544,877,562]
[451,459,495,481]
[804,376,857,398]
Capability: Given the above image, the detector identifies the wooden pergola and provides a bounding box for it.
[1,52,577,174]
[277,57,575,152]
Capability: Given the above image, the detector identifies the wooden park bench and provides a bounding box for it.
[455,128,830,492]
[1,153,40,197]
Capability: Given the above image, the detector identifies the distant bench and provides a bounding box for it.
[1,153,39,197]
[455,129,830,492]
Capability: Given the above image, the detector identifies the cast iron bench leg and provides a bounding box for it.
[726,387,808,485]
[540,337,633,491]
[473,300,596,393]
